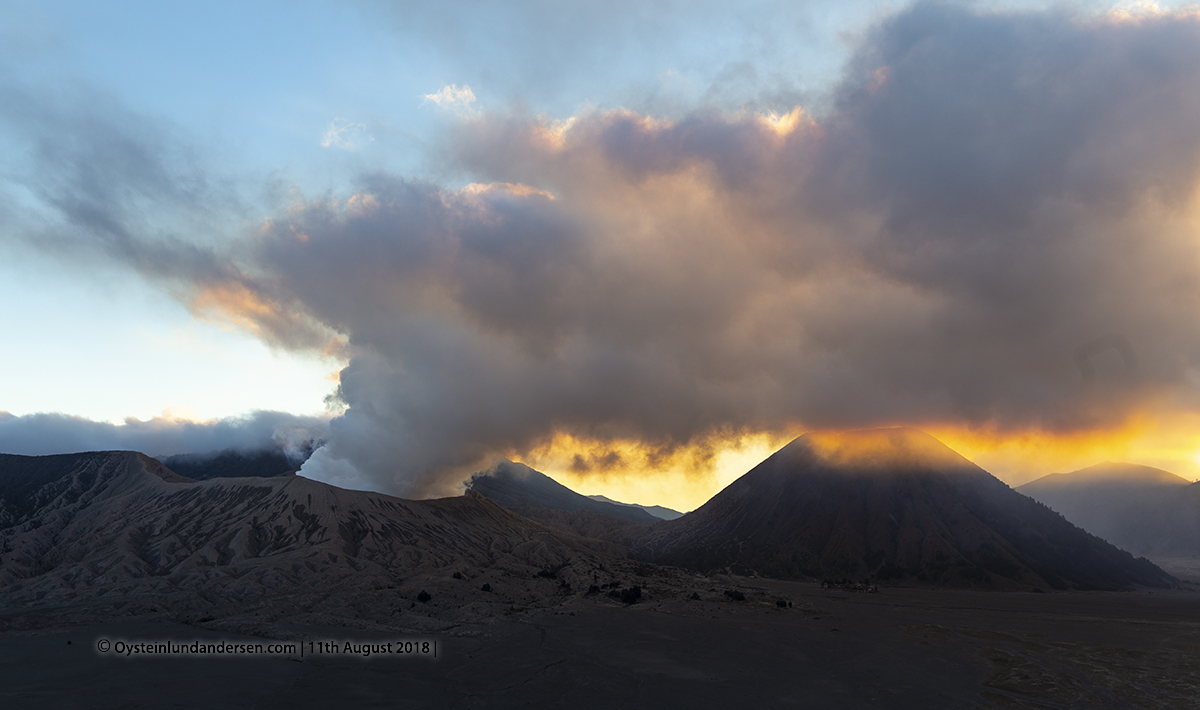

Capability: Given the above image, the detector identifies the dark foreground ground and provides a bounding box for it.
[2,580,1198,709]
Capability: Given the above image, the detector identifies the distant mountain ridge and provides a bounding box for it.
[466,460,660,524]
[586,495,683,521]
[1022,462,1191,489]
[629,429,1174,590]
[1019,462,1200,557]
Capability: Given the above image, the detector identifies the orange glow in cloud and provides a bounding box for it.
[190,281,285,336]
[1102,2,1200,24]
[803,428,968,470]
[530,116,579,151]
[156,405,201,422]
[508,414,1200,512]
[926,413,1200,486]
[866,66,890,94]
[457,182,556,200]
[188,280,348,359]
[344,193,381,215]
[758,107,816,138]
[511,430,799,513]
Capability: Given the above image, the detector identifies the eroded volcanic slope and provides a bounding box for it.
[629,429,1175,590]
[0,452,624,622]
[467,460,659,524]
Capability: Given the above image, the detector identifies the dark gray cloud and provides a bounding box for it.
[293,5,1200,494]
[805,3,1200,427]
[10,4,1200,497]
[0,410,328,460]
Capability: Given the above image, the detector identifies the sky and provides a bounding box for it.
[3,0,1200,512]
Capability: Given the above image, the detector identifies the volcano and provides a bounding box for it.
[466,459,659,524]
[0,451,621,618]
[632,429,1174,590]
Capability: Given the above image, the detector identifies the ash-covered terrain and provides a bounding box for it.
[1,432,1197,709]
[0,451,642,634]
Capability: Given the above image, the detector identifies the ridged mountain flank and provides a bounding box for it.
[632,429,1174,590]
[0,451,620,609]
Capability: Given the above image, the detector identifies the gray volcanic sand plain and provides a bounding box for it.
[3,580,1198,709]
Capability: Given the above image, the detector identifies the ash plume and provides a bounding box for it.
[8,5,1200,497]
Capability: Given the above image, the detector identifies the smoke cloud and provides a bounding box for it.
[10,4,1200,496]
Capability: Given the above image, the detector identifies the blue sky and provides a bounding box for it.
[1,0,887,423]
[4,1,1200,508]
[1,0,931,427]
